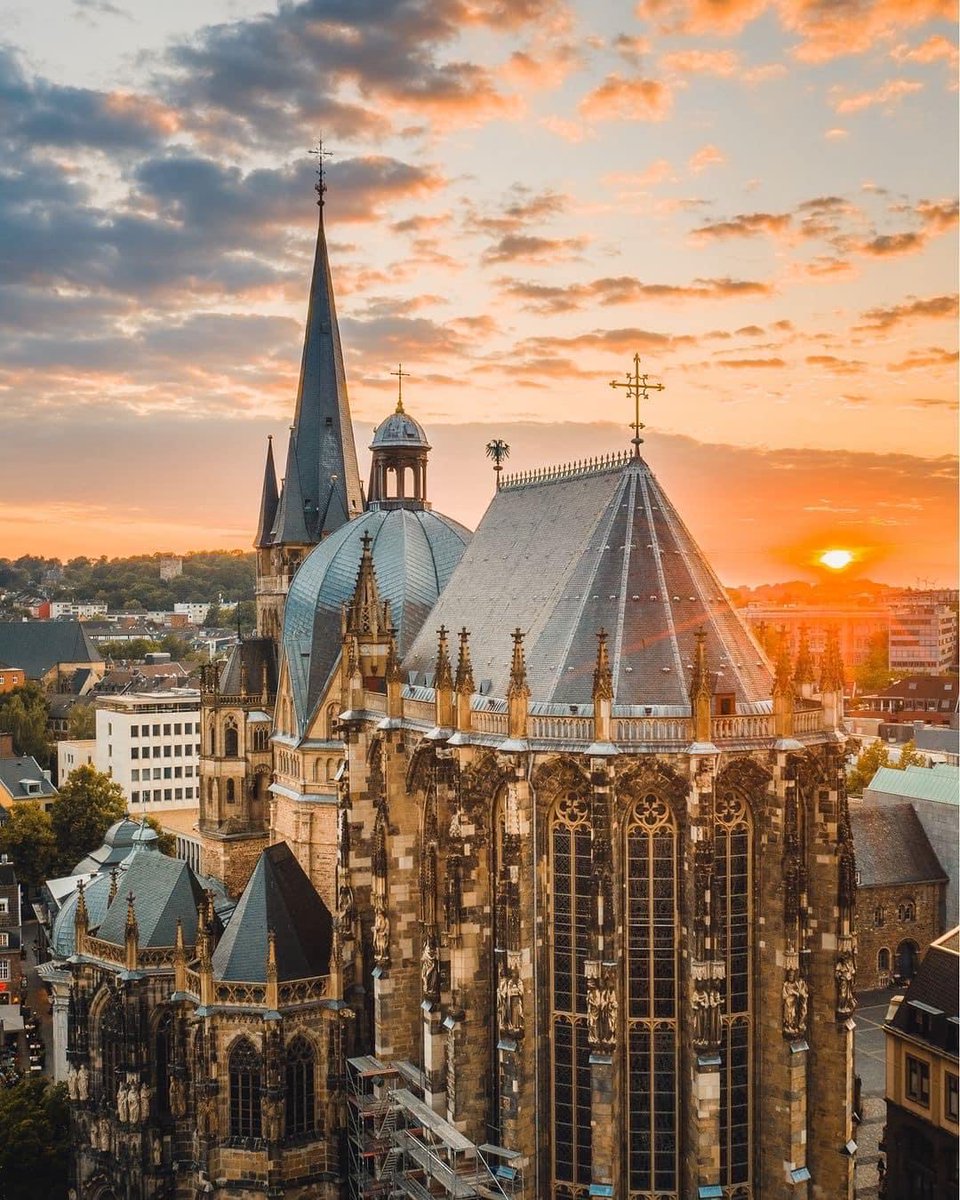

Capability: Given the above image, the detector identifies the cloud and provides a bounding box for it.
[579,74,672,121]
[481,234,588,264]
[715,357,787,368]
[891,34,958,66]
[824,127,850,140]
[499,274,772,313]
[857,231,925,256]
[886,348,959,371]
[688,144,726,173]
[691,211,792,239]
[856,294,959,330]
[612,34,652,64]
[831,78,923,114]
[660,49,739,75]
[805,354,867,374]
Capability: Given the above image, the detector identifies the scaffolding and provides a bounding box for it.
[347,1056,523,1200]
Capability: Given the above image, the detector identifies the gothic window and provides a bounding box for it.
[326,704,339,740]
[874,905,886,927]
[208,723,216,755]
[99,996,123,1101]
[252,725,269,752]
[549,788,592,1196]
[224,722,239,758]
[225,779,236,804]
[229,1038,262,1139]
[715,792,753,1190]
[898,900,916,923]
[284,1037,316,1136]
[625,792,679,1197]
[878,948,891,975]
[155,1010,173,1117]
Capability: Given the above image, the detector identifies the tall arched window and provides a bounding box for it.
[874,905,886,927]
[878,948,891,975]
[549,788,593,1196]
[284,1037,316,1136]
[208,723,216,755]
[154,1010,173,1117]
[715,792,753,1190]
[99,996,123,1101]
[625,792,679,1197]
[224,723,239,758]
[229,1038,262,1139]
[252,725,268,752]
[225,779,236,804]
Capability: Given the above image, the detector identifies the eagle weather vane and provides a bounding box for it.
[610,353,665,457]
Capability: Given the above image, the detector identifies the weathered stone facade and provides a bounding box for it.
[855,880,943,990]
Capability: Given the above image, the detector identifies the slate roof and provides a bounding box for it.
[217,637,278,697]
[850,805,946,888]
[866,764,959,807]
[889,927,959,1054]
[50,870,114,958]
[403,456,773,708]
[211,842,332,984]
[0,621,102,680]
[254,436,279,550]
[0,756,57,801]
[95,853,206,948]
[269,202,363,545]
[283,506,470,733]
[865,676,959,705]
[72,816,141,874]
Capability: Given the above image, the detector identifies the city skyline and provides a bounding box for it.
[2,0,956,584]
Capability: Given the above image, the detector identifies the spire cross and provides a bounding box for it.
[308,139,334,205]
[389,363,411,413]
[609,352,665,457]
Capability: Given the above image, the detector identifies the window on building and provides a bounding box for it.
[174,723,182,735]
[174,745,182,757]
[131,770,139,782]
[878,948,891,974]
[174,788,183,800]
[174,767,182,779]
[185,766,193,777]
[874,906,885,927]
[153,768,161,780]
[131,748,139,760]
[152,725,160,736]
[229,1039,262,1139]
[164,789,172,801]
[898,901,916,922]
[0,960,9,980]
[224,724,239,757]
[185,787,193,800]
[163,724,171,736]
[131,725,138,737]
[163,768,172,780]
[0,934,9,948]
[163,745,171,758]
[947,1073,959,1123]
[226,779,236,804]
[906,1055,931,1106]
[131,792,140,802]
[153,746,162,758]
[284,1037,316,1136]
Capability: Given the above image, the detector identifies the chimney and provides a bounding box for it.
[0,733,13,759]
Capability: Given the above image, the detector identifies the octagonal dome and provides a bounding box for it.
[370,408,430,451]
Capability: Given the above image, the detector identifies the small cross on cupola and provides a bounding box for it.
[367,365,433,511]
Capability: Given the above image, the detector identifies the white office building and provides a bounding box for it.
[95,689,201,812]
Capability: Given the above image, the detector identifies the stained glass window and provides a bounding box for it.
[229,1038,262,1139]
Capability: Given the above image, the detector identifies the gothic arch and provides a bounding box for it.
[614,757,687,814]
[227,1036,263,1140]
[284,1034,317,1137]
[223,717,239,758]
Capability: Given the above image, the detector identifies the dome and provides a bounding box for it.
[50,872,114,959]
[283,507,470,733]
[370,406,430,451]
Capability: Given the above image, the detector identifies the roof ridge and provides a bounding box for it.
[500,448,633,491]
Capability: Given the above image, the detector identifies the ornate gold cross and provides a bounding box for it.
[609,352,665,456]
[308,139,333,202]
[389,363,411,413]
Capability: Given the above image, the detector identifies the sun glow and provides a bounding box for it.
[819,548,854,570]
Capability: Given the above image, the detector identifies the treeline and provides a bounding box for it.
[0,551,255,611]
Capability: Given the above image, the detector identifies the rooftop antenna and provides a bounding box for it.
[609,352,665,457]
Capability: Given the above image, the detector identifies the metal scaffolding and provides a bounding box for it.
[347,1056,522,1200]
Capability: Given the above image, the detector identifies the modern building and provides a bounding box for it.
[865,763,960,926]
[47,602,109,620]
[889,598,959,674]
[743,603,889,671]
[94,689,201,812]
[883,927,959,1197]
[0,857,24,1059]
[850,804,947,989]
[173,602,217,624]
[57,738,96,783]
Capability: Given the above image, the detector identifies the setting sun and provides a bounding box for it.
[819,549,854,571]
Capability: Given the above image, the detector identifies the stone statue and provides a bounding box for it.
[197,1090,217,1137]
[587,975,618,1050]
[127,1080,141,1125]
[98,1116,111,1153]
[836,946,857,1015]
[692,983,722,1050]
[372,902,390,967]
[496,968,525,1036]
[264,1097,283,1143]
[116,1082,129,1124]
[782,969,809,1038]
[169,1076,186,1119]
[139,1082,151,1122]
[421,935,440,1001]
[77,1063,89,1102]
[66,1065,78,1101]
[152,1134,162,1167]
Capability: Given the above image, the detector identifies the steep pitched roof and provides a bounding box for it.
[0,621,102,680]
[0,756,57,801]
[269,201,362,545]
[211,842,332,984]
[95,853,205,947]
[254,436,279,549]
[889,928,959,1053]
[403,456,772,708]
[217,637,277,697]
[850,804,946,887]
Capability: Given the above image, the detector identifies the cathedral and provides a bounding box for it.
[60,178,858,1200]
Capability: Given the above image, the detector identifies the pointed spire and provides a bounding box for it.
[266,930,279,1011]
[74,879,89,955]
[345,533,384,638]
[690,628,712,742]
[108,867,118,905]
[254,436,279,548]
[272,188,362,545]
[507,628,530,741]
[435,625,453,728]
[455,627,474,731]
[592,628,614,702]
[794,624,815,690]
[271,430,308,543]
[385,626,404,720]
[124,890,139,970]
[820,625,845,693]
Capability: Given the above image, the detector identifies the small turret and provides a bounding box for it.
[592,628,614,742]
[689,628,712,743]
[794,624,815,699]
[773,628,794,738]
[455,627,474,732]
[507,628,530,741]
[820,626,845,731]
[124,891,139,971]
[74,880,89,957]
[434,626,454,729]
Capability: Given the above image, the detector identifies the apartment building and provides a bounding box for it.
[889,600,960,674]
[94,688,201,812]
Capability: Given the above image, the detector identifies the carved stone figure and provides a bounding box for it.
[127,1080,141,1125]
[169,1076,187,1119]
[66,1065,78,1101]
[139,1082,151,1122]
[264,1097,283,1142]
[587,974,618,1050]
[98,1116,111,1153]
[496,968,525,1036]
[372,901,390,967]
[116,1082,129,1124]
[197,1090,217,1137]
[77,1063,89,1101]
[836,946,857,1015]
[692,983,722,1051]
[152,1134,162,1167]
[782,969,809,1038]
[421,934,440,1001]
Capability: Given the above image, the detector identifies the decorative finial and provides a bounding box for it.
[308,138,333,206]
[485,439,510,489]
[593,628,613,701]
[609,352,665,457]
[389,363,410,414]
[794,624,815,687]
[508,628,530,699]
[455,627,475,695]
[435,625,453,690]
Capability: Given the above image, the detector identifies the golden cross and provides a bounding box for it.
[389,363,411,413]
[609,352,665,457]
[308,139,333,203]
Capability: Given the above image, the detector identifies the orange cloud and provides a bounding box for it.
[891,34,958,67]
[688,143,726,173]
[856,293,959,330]
[692,211,792,239]
[831,78,923,113]
[660,49,739,75]
[579,73,672,121]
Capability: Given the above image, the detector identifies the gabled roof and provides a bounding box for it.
[217,636,277,697]
[889,927,959,1053]
[863,675,959,705]
[95,853,206,948]
[850,804,946,888]
[866,763,959,807]
[403,455,773,707]
[0,756,57,801]
[211,842,332,984]
[269,201,362,546]
[0,621,102,679]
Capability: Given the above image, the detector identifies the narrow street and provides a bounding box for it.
[20,917,54,1077]
[855,987,897,1199]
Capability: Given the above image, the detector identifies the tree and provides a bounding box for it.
[854,630,893,694]
[0,802,58,891]
[66,702,96,740]
[144,815,176,856]
[0,683,51,767]
[847,741,891,795]
[897,740,927,770]
[0,1078,70,1200]
[50,764,126,873]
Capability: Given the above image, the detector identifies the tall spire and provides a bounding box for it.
[254,436,279,548]
[345,533,385,638]
[271,181,363,545]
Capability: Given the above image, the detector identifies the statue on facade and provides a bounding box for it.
[691,982,722,1051]
[151,1134,162,1167]
[372,900,390,967]
[97,1116,111,1153]
[77,1063,89,1101]
[116,1082,129,1124]
[587,971,618,1051]
[169,1076,187,1119]
[139,1082,151,1123]
[835,944,857,1016]
[496,966,525,1036]
[421,933,440,1001]
[66,1065,78,1101]
[782,968,809,1038]
[126,1080,141,1125]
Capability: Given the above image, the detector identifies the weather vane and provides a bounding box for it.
[389,363,411,413]
[609,352,665,457]
[308,138,333,205]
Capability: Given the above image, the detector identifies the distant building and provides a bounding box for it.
[173,602,215,624]
[857,675,959,727]
[743,603,889,669]
[0,661,25,694]
[0,735,57,811]
[57,738,96,784]
[0,858,22,1007]
[158,556,183,581]
[94,689,201,813]
[865,764,960,926]
[157,807,202,874]
[883,928,959,1197]
[850,804,947,989]
[0,620,104,693]
[889,598,959,674]
[48,601,108,621]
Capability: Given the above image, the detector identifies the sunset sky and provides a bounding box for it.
[2,0,956,585]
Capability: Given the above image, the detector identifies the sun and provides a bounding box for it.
[819,548,854,570]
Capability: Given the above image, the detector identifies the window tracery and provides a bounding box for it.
[284,1036,315,1137]
[229,1038,262,1139]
